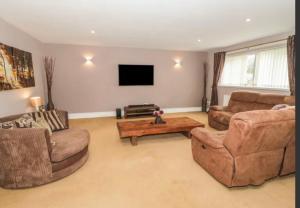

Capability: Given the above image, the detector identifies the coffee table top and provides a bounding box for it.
[117,117,204,138]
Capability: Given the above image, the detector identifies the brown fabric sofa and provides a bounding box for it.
[208,91,295,130]
[191,108,295,187]
[0,110,90,189]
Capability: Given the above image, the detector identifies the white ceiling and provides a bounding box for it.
[0,0,295,51]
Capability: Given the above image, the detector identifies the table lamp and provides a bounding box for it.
[30,97,44,111]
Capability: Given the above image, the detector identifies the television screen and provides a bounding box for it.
[118,64,154,86]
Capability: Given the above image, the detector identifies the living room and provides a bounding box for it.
[0,1,297,208]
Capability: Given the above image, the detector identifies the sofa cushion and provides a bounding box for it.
[230,91,259,102]
[284,96,295,105]
[228,100,259,113]
[14,114,35,128]
[34,117,53,136]
[271,104,289,110]
[227,91,289,113]
[0,120,15,129]
[52,146,88,172]
[209,111,233,125]
[253,103,274,110]
[0,114,38,129]
[256,94,285,105]
[50,128,90,162]
[30,110,66,132]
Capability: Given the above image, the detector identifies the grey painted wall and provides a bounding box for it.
[0,18,293,116]
[45,44,207,113]
[0,18,46,117]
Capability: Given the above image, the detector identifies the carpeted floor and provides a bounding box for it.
[0,112,295,208]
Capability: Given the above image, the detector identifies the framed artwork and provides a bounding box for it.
[0,43,35,91]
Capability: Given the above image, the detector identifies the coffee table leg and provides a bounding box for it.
[130,136,138,146]
[183,131,192,138]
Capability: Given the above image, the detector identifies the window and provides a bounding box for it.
[219,45,289,90]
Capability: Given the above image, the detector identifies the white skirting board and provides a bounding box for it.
[69,107,202,119]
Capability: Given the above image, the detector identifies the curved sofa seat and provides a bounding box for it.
[51,128,90,162]
[0,110,90,189]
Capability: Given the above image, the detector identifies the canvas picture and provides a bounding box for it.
[0,43,35,91]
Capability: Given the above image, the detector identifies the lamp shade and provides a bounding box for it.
[30,97,42,107]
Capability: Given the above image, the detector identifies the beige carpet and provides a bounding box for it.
[0,112,295,208]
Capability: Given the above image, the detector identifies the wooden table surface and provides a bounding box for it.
[117,117,205,145]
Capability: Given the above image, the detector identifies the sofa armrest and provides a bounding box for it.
[191,128,233,187]
[191,127,226,149]
[209,105,228,111]
[56,109,69,129]
[0,128,52,188]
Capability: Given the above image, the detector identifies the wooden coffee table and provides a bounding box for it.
[117,117,205,145]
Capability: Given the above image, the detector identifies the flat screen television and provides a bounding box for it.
[118,64,154,86]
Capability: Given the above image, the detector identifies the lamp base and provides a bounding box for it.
[34,105,45,112]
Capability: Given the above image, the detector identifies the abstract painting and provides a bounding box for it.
[0,43,35,91]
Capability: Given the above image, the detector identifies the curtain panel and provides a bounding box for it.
[287,35,295,96]
[210,52,226,106]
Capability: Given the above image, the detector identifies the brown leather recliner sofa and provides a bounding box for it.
[191,108,295,187]
[0,110,90,189]
[208,91,295,130]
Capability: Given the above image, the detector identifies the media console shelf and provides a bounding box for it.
[124,104,160,118]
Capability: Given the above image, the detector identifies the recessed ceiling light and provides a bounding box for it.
[90,30,95,34]
[197,39,201,42]
[245,18,251,22]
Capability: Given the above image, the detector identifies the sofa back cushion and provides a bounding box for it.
[227,91,293,113]
[227,100,256,113]
[223,109,295,157]
[227,91,259,113]
[230,91,259,103]
[256,93,286,105]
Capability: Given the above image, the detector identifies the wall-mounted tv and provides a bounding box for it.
[118,64,154,86]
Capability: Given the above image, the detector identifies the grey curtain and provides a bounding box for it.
[210,52,226,106]
[287,35,295,96]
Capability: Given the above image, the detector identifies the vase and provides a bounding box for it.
[154,116,165,124]
[202,97,207,112]
[47,88,55,110]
